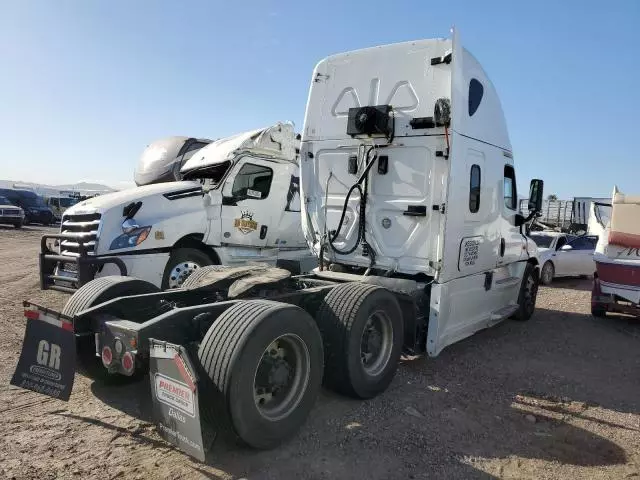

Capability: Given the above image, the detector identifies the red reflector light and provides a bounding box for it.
[24,309,39,320]
[122,352,134,373]
[101,346,113,367]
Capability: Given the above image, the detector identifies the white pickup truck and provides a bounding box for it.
[39,123,316,291]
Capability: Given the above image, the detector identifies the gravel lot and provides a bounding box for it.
[1,225,638,480]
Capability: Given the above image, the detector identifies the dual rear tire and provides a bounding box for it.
[66,277,404,449]
[197,283,404,449]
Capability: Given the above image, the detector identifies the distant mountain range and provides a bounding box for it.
[0,179,117,197]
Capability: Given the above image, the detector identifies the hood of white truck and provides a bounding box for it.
[67,181,202,214]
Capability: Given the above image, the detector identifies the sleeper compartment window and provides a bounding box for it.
[503,165,517,210]
[469,164,481,213]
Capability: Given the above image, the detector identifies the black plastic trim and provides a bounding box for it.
[403,205,427,217]
[163,187,203,201]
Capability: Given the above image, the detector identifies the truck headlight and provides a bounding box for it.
[109,226,151,250]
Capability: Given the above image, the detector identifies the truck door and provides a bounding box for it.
[263,163,308,249]
[498,164,525,266]
[555,235,597,275]
[219,157,275,248]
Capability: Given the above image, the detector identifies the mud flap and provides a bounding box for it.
[10,308,76,400]
[149,339,213,462]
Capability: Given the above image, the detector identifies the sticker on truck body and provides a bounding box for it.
[458,236,483,271]
[10,307,76,400]
[234,211,258,234]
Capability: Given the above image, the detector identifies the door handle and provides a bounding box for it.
[403,205,427,216]
[260,225,268,240]
[500,238,505,257]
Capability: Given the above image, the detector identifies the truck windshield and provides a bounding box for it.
[183,161,231,188]
[21,194,47,207]
[59,197,78,208]
[530,234,554,248]
[594,203,612,228]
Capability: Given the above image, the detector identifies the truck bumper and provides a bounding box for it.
[39,233,168,292]
[0,214,23,225]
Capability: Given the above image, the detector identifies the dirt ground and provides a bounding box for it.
[0,225,638,480]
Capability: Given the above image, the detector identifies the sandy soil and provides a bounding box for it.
[0,225,638,479]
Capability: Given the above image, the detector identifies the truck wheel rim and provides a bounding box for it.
[253,334,310,422]
[168,262,200,289]
[360,310,393,377]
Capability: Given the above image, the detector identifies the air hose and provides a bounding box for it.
[328,146,378,256]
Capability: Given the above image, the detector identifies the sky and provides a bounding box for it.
[0,0,638,198]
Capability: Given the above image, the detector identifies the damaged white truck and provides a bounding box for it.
[39,123,314,291]
[16,32,545,453]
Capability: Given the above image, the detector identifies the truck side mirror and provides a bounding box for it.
[528,179,544,212]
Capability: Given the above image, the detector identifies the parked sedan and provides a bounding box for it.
[530,232,599,285]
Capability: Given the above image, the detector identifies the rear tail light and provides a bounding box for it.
[24,309,39,320]
[121,352,135,375]
[101,346,113,367]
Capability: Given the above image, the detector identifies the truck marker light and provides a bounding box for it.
[24,309,39,320]
[102,346,113,367]
[135,228,150,245]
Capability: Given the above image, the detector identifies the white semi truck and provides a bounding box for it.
[21,31,545,450]
[39,123,315,291]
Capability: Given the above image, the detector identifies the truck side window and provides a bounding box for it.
[468,79,484,116]
[556,236,567,250]
[503,165,517,210]
[469,164,481,213]
[569,236,598,251]
[232,163,273,200]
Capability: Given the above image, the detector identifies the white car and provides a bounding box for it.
[530,231,598,285]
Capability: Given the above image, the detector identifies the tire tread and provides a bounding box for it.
[316,283,393,397]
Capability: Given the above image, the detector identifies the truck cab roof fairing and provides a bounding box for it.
[302,35,511,152]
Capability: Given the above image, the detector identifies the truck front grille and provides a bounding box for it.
[0,208,21,216]
[60,212,102,256]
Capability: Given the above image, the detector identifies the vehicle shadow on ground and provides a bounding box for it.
[545,277,592,291]
[394,307,638,475]
[0,224,42,231]
[89,374,155,423]
[82,306,637,479]
[51,410,169,450]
